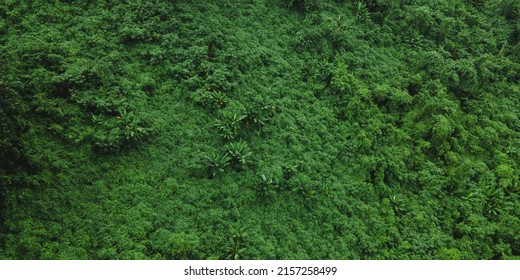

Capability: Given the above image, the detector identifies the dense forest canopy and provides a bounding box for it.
[0,0,519,259]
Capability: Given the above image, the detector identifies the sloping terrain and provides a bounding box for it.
[1,0,519,259]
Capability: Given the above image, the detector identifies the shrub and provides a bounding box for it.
[500,0,520,20]
[225,225,248,260]
[354,1,370,21]
[255,174,279,199]
[92,109,153,152]
[283,0,324,12]
[389,194,406,215]
[210,91,229,109]
[225,141,253,170]
[241,97,276,129]
[203,152,231,179]
[193,90,230,111]
[213,112,245,141]
[483,185,513,218]
[151,229,200,259]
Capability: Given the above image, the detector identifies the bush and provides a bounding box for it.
[203,152,231,179]
[225,141,253,170]
[92,109,153,152]
[213,112,245,141]
[283,0,324,12]
[255,174,279,199]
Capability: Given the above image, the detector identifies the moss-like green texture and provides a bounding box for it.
[1,0,519,259]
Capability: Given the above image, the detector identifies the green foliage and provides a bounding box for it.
[225,225,248,260]
[330,62,362,97]
[1,0,519,261]
[213,112,246,141]
[210,91,229,109]
[255,174,279,199]
[389,195,406,215]
[483,185,514,218]
[92,109,153,152]
[203,152,231,179]
[283,0,324,12]
[193,90,230,111]
[241,97,276,129]
[151,230,200,259]
[225,141,253,170]
[354,1,370,21]
[0,80,31,176]
[500,0,520,20]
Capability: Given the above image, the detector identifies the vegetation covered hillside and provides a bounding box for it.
[1,0,519,259]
